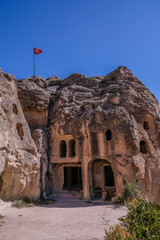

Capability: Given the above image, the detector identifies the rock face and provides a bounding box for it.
[0,69,40,200]
[1,66,160,203]
[48,67,160,202]
[18,76,50,127]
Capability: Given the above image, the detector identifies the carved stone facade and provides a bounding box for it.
[0,66,160,202]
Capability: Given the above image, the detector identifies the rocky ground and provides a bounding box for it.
[0,196,127,240]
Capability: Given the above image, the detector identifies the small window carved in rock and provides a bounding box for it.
[13,104,18,115]
[69,139,76,157]
[60,140,67,158]
[143,121,149,130]
[16,123,24,139]
[140,141,147,154]
[106,130,112,141]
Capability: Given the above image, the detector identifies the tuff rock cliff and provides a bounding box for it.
[0,69,40,200]
[0,66,160,202]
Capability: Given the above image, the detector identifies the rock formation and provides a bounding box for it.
[0,66,160,203]
[0,69,40,200]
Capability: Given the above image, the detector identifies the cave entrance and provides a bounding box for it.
[63,167,82,191]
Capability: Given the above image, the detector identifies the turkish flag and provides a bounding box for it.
[33,48,43,55]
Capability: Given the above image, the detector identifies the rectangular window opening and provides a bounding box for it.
[104,166,114,187]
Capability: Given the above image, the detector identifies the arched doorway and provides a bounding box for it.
[88,159,116,200]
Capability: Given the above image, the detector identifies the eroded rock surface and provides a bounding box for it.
[48,67,160,203]
[0,69,40,200]
[1,66,160,203]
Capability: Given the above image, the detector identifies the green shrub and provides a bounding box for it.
[124,181,139,199]
[121,199,160,240]
[117,180,140,204]
[105,199,160,240]
[105,224,133,240]
[11,199,34,208]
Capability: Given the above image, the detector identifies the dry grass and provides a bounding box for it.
[11,198,54,208]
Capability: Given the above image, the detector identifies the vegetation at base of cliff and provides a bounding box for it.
[11,197,54,208]
[105,181,160,239]
[34,198,54,206]
[11,199,34,208]
[105,199,160,240]
[105,224,132,240]
[116,180,140,204]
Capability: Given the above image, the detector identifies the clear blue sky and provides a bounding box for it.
[1,0,160,103]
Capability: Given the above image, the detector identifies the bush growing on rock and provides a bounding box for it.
[117,180,140,204]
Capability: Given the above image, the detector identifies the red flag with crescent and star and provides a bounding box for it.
[33,48,43,55]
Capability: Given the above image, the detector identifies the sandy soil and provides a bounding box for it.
[0,196,127,240]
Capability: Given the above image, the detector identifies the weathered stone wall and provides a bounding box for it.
[48,67,160,203]
[0,69,40,200]
[17,76,56,197]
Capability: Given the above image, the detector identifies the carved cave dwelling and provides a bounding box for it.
[0,66,160,202]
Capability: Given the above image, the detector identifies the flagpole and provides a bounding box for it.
[33,47,43,77]
[33,48,35,77]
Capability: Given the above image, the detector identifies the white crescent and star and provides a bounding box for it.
[34,48,42,54]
